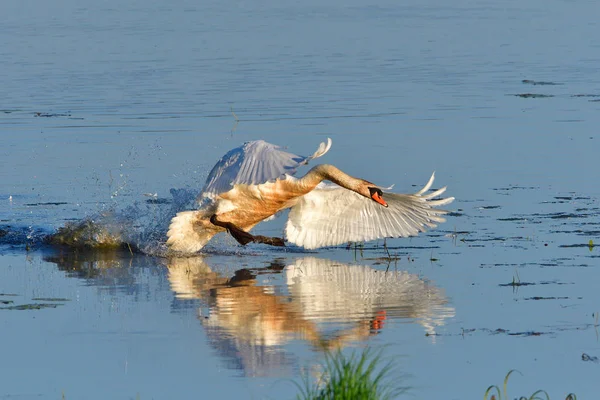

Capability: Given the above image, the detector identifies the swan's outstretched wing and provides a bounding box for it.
[200,138,332,201]
[285,173,454,249]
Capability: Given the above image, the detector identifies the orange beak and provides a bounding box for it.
[371,191,388,207]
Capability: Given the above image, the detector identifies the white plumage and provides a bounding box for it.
[167,138,454,253]
[286,173,453,249]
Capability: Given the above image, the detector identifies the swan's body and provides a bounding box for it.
[167,138,454,253]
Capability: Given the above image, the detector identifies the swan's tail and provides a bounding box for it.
[167,211,215,253]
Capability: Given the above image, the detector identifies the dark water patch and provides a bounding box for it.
[560,244,594,248]
[480,263,520,267]
[446,211,464,217]
[552,229,600,236]
[532,212,589,219]
[538,280,573,285]
[575,207,599,212]
[493,186,538,191]
[0,293,18,296]
[25,202,69,207]
[0,303,63,310]
[497,217,528,222]
[461,236,530,243]
[34,111,72,118]
[478,205,501,210]
[31,297,71,302]
[354,244,440,251]
[571,94,600,98]
[477,328,548,337]
[523,296,569,301]
[555,196,573,200]
[429,328,550,338]
[512,93,554,98]
[499,281,535,287]
[1,300,14,305]
[590,99,600,102]
[506,330,547,337]
[522,80,562,86]
[145,198,172,205]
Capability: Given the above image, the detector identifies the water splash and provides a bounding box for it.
[1,187,200,256]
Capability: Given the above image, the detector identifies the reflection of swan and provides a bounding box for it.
[166,257,323,347]
[165,256,455,376]
[286,257,455,336]
[167,138,453,253]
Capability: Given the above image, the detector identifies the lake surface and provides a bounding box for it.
[2,0,599,398]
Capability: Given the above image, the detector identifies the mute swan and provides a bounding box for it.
[167,138,454,253]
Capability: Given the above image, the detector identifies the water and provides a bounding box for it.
[2,0,600,398]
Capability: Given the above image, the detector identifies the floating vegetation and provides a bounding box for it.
[0,303,63,311]
[493,186,538,191]
[25,202,69,206]
[513,93,555,98]
[497,217,528,222]
[559,244,596,249]
[428,328,549,338]
[499,271,535,288]
[34,111,72,118]
[581,353,599,363]
[523,296,569,301]
[522,80,562,86]
[31,297,71,302]
[484,369,576,400]
[145,198,172,205]
[499,281,535,287]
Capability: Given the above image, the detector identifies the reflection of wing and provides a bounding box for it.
[286,173,454,249]
[200,138,332,201]
[285,257,455,335]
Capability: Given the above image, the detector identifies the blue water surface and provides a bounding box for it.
[1,0,599,398]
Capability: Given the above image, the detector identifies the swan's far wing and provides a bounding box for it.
[200,138,332,201]
[285,174,454,249]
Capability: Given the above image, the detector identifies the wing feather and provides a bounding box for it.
[286,173,454,249]
[200,138,332,201]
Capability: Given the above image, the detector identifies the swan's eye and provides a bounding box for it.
[368,187,388,207]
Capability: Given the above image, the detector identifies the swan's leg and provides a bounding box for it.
[252,234,285,247]
[209,215,253,245]
[209,215,285,247]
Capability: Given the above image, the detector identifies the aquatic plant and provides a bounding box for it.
[295,348,403,400]
[483,369,576,400]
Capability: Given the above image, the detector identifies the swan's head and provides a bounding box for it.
[367,186,388,208]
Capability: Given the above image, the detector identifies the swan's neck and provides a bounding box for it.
[297,164,365,193]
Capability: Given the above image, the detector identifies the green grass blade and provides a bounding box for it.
[484,385,501,400]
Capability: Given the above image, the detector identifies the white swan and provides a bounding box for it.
[167,138,454,253]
